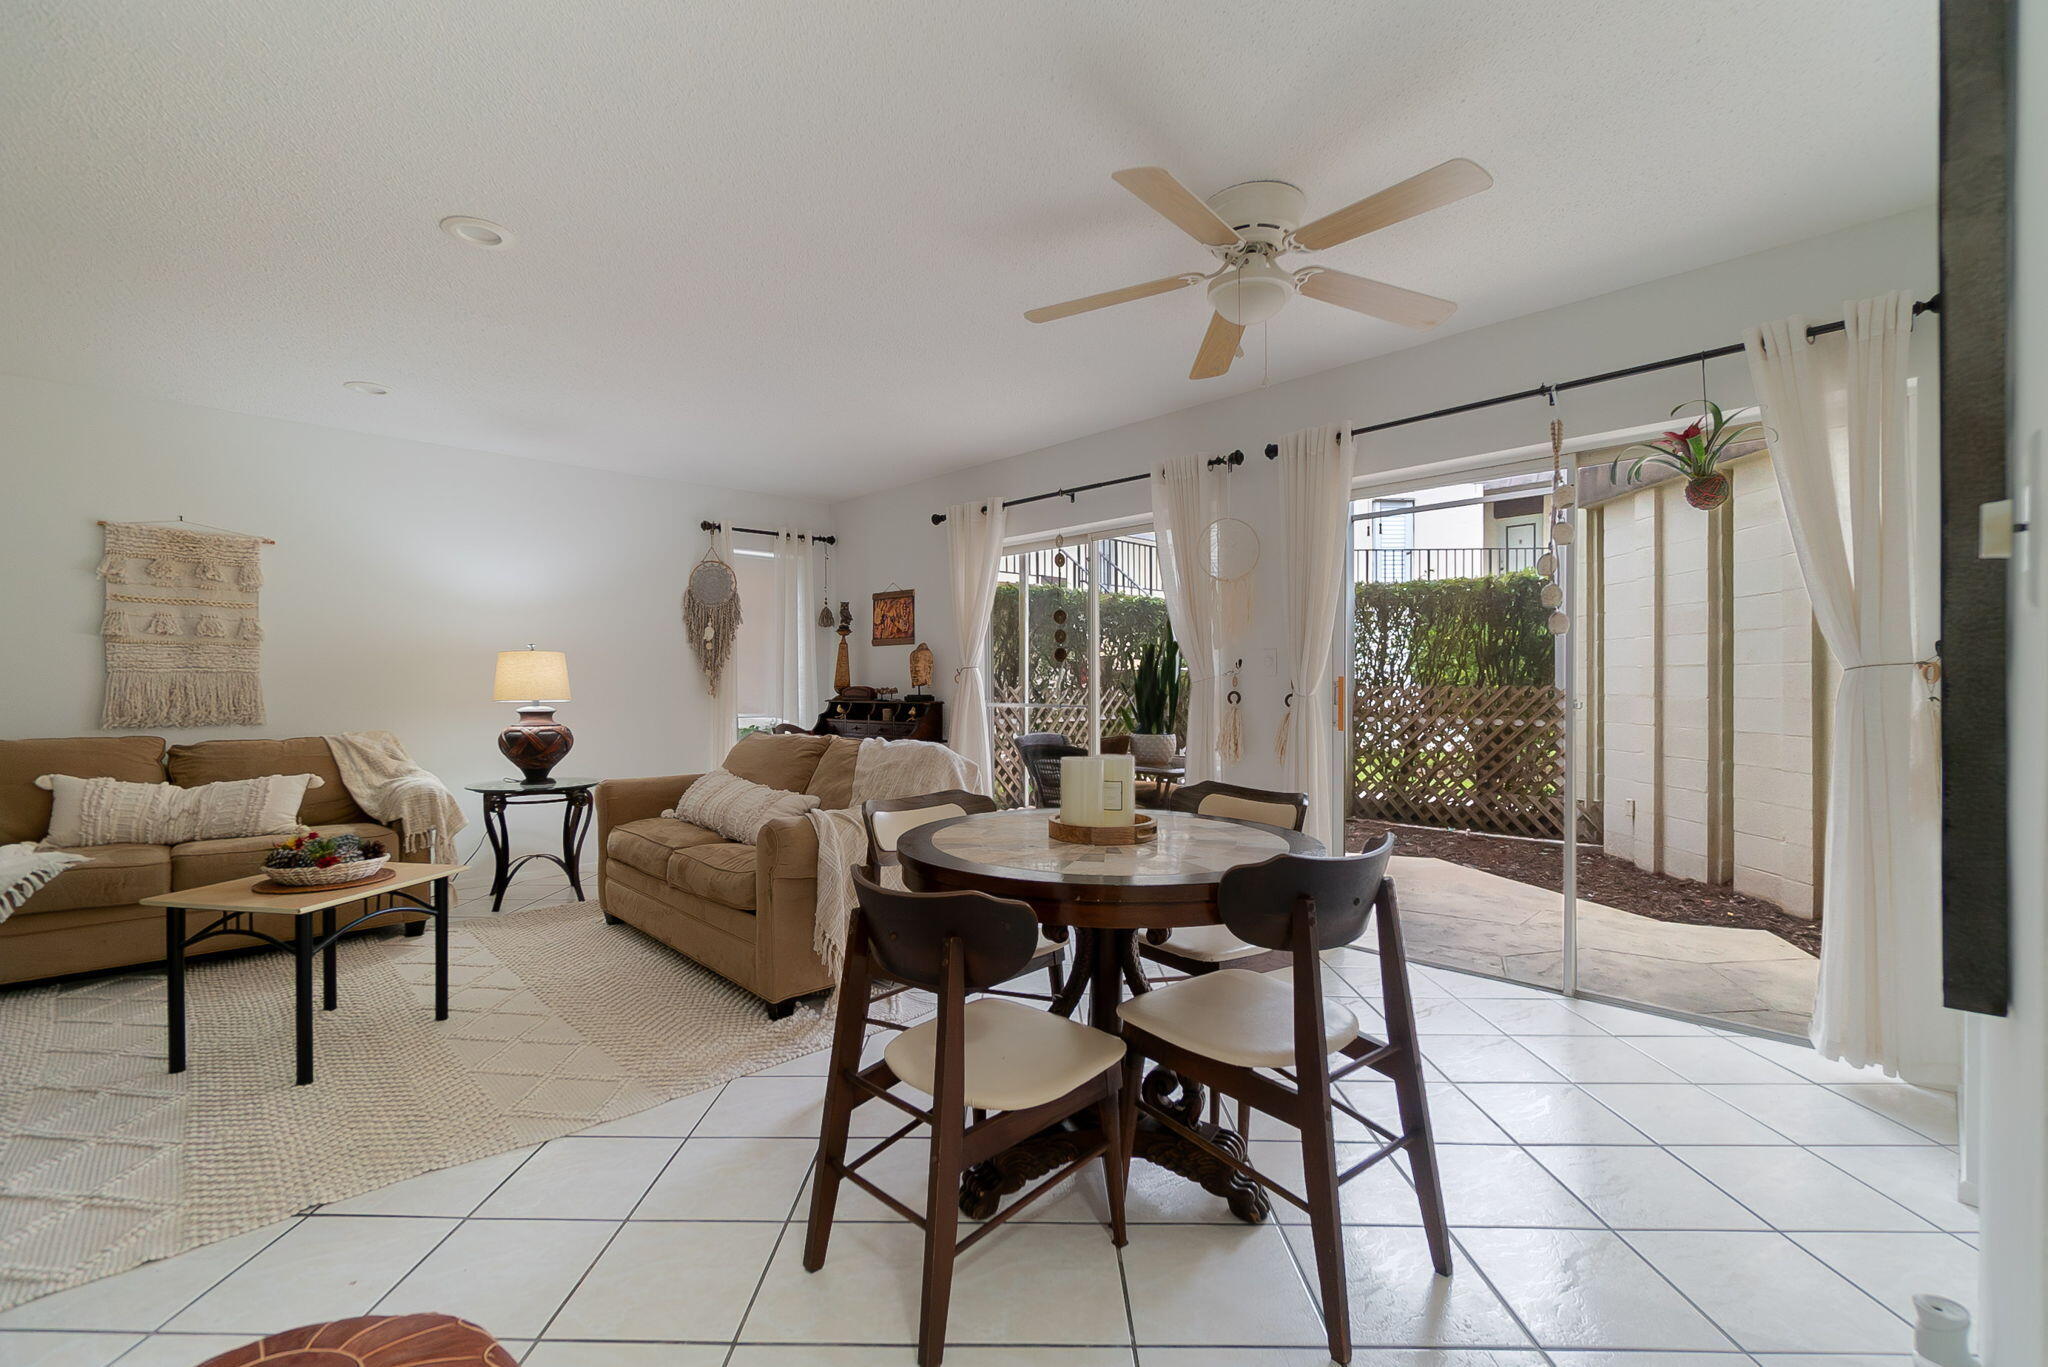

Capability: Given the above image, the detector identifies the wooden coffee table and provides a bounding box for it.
[143,863,463,1085]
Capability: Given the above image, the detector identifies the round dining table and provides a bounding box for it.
[896,806,1323,1222]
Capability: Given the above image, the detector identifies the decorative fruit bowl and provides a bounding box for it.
[262,831,391,887]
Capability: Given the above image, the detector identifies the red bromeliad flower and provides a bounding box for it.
[314,854,341,868]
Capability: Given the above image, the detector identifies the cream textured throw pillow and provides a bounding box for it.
[668,768,821,844]
[36,773,324,847]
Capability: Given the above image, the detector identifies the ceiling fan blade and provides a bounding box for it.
[1024,273,1199,324]
[1297,268,1457,329]
[1111,166,1242,248]
[1292,158,1493,251]
[1190,313,1245,379]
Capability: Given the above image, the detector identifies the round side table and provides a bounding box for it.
[466,777,600,913]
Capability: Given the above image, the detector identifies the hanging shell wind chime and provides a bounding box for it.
[817,543,837,630]
[684,540,743,694]
[1543,414,1571,637]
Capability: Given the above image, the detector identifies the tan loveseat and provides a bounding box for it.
[1,735,430,986]
[595,731,858,1017]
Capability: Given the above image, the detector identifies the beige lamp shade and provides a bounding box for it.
[493,649,572,702]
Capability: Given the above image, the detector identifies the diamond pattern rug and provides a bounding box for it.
[0,901,879,1313]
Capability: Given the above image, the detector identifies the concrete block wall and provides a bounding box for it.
[1728,457,1822,916]
[1594,452,1823,916]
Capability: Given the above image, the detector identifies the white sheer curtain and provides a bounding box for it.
[772,530,816,730]
[705,521,739,768]
[1151,453,1225,783]
[1744,291,1957,1087]
[1276,424,1353,853]
[945,499,1006,795]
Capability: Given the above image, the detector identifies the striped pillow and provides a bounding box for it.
[36,773,323,847]
[669,768,821,844]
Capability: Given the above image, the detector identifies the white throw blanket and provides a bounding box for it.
[1,843,87,923]
[324,731,469,864]
[808,738,981,977]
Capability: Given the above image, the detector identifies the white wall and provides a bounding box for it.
[831,207,1938,802]
[1974,1,2048,1357]
[0,374,832,857]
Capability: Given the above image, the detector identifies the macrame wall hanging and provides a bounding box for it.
[683,545,743,695]
[1219,658,1246,764]
[1541,410,1572,637]
[1202,510,1259,760]
[97,519,267,728]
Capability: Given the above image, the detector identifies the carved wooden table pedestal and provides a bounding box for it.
[896,808,1324,1224]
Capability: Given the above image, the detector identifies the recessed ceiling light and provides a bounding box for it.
[343,380,390,395]
[439,215,513,249]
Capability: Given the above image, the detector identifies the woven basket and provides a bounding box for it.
[262,855,391,887]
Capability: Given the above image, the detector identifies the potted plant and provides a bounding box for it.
[1116,630,1185,766]
[1612,400,1764,511]
[262,830,390,887]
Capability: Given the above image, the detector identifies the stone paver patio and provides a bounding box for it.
[1390,855,1819,1035]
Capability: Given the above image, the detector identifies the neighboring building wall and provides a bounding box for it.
[1594,451,1823,916]
[1728,455,1823,915]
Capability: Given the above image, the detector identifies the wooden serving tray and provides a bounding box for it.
[1048,813,1157,846]
[250,867,398,896]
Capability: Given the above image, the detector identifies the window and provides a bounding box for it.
[1368,498,1416,582]
[730,547,787,732]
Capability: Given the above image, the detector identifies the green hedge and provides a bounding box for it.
[1352,572,1553,688]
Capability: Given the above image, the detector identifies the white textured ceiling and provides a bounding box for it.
[1,0,1934,499]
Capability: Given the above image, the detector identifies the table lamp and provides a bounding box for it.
[493,647,573,783]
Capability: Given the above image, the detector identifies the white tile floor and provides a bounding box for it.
[0,877,1970,1367]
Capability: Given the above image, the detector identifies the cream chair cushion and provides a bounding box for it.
[1190,792,1300,829]
[1117,968,1360,1068]
[1150,924,1264,963]
[885,998,1124,1112]
[868,802,966,851]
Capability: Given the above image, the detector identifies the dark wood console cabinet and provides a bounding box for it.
[813,698,944,742]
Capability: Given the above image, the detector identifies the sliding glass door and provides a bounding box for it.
[988,530,1169,807]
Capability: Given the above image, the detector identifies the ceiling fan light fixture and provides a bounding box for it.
[1207,254,1293,326]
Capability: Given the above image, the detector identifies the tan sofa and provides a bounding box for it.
[1,735,430,986]
[595,731,859,1017]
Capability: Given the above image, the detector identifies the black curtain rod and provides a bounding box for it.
[930,295,1940,525]
[701,519,836,545]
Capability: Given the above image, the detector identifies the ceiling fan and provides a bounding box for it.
[1024,159,1493,379]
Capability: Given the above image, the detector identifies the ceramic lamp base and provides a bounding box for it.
[499,705,573,784]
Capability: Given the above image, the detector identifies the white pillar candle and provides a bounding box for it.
[1060,756,1106,826]
[1098,753,1136,826]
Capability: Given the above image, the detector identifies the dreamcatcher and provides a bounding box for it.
[1200,514,1259,759]
[684,540,743,694]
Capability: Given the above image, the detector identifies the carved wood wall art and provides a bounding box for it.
[872,588,915,645]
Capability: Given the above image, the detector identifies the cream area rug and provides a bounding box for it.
[0,901,887,1313]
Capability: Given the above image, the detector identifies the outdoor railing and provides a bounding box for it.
[1354,546,1540,584]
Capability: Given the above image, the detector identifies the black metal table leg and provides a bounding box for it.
[564,791,591,901]
[434,876,451,1020]
[322,907,338,1010]
[166,909,186,1074]
[483,792,513,913]
[294,915,315,1085]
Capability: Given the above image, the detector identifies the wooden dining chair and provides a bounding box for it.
[1114,835,1450,1367]
[1014,732,1084,807]
[806,870,1129,1367]
[862,790,1067,1000]
[1138,781,1309,981]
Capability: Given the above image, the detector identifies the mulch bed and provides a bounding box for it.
[1347,818,1822,956]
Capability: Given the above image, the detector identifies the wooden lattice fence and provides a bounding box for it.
[1350,682,1568,838]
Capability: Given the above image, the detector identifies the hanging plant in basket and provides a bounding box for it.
[1612,400,1762,511]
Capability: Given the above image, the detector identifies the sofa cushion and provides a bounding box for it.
[0,736,166,844]
[805,737,862,810]
[165,737,364,825]
[666,842,758,911]
[723,732,830,794]
[607,817,724,880]
[170,823,399,891]
[14,843,171,916]
[673,770,821,843]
